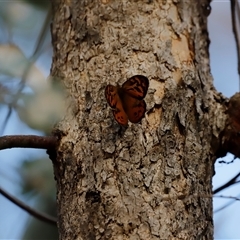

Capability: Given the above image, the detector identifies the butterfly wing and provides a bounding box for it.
[105,85,128,126]
[121,75,149,123]
[112,107,129,126]
[105,75,149,126]
[122,93,147,123]
[122,75,149,100]
[105,85,118,108]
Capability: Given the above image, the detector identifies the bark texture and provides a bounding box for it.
[51,0,223,239]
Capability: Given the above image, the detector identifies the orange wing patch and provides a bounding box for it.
[105,75,149,126]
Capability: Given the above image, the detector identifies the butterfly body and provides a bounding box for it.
[105,75,149,126]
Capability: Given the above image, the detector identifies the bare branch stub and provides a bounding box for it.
[0,135,57,151]
[221,93,240,157]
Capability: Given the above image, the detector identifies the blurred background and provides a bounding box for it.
[0,0,239,239]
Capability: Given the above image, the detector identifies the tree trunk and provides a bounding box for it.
[51,0,223,239]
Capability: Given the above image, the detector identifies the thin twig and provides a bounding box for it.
[0,135,57,150]
[214,193,240,213]
[2,7,52,132]
[0,186,57,225]
[214,195,240,201]
[230,0,240,90]
[214,199,235,213]
[218,155,237,164]
[0,107,12,135]
[15,6,52,97]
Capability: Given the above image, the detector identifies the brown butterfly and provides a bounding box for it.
[105,75,149,126]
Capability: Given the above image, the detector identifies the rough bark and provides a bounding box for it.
[50,0,225,239]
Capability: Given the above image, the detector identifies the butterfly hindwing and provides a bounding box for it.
[122,93,147,123]
[112,106,128,126]
[105,85,118,108]
[129,100,146,123]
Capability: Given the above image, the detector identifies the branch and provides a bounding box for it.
[213,171,240,194]
[0,135,57,150]
[0,186,57,225]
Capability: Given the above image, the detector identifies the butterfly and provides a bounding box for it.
[105,75,149,126]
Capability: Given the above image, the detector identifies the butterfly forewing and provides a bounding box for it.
[105,85,118,108]
[122,75,149,100]
[105,84,128,126]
